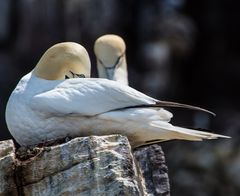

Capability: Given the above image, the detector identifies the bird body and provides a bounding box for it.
[6,42,229,148]
[6,71,228,148]
[3,72,173,146]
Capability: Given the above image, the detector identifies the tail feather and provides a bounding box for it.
[132,122,230,148]
[173,126,230,139]
[150,122,213,140]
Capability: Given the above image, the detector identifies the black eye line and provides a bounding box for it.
[67,71,85,78]
[98,59,104,65]
[69,71,75,77]
[115,56,121,66]
[99,53,124,70]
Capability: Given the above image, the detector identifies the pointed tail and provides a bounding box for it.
[133,123,230,148]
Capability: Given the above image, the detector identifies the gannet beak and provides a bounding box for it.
[105,68,115,80]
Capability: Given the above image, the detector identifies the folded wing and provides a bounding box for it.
[31,78,214,116]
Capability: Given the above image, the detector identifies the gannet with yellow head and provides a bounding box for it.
[6,42,229,147]
[34,42,91,80]
[94,34,128,85]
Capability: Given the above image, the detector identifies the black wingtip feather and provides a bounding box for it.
[112,100,216,116]
[156,101,216,116]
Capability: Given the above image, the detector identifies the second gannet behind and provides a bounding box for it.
[94,34,128,85]
[6,42,229,148]
[94,34,218,116]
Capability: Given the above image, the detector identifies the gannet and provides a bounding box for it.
[94,35,215,114]
[6,42,229,148]
[94,34,128,85]
[94,34,230,147]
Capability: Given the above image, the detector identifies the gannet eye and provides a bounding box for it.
[76,74,85,78]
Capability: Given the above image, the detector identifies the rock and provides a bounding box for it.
[0,135,171,195]
[134,144,170,196]
[0,140,18,195]
[15,135,146,196]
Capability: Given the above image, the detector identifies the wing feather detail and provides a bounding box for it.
[30,78,214,116]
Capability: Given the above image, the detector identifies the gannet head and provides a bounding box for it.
[34,42,91,80]
[94,34,128,85]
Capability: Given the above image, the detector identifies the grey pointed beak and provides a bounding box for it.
[105,67,115,80]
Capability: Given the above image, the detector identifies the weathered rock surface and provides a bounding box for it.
[0,135,172,196]
[1,135,148,196]
[0,140,18,195]
[17,135,146,196]
[134,144,170,196]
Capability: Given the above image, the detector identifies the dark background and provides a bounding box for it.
[0,0,239,195]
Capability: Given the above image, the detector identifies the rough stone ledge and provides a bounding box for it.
[0,135,146,196]
[0,135,170,196]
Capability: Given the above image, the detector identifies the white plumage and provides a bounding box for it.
[6,42,229,148]
[93,34,230,147]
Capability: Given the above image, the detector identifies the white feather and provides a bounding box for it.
[6,72,229,147]
[94,35,229,147]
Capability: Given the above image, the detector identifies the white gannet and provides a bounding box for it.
[94,34,128,85]
[94,34,229,147]
[6,42,229,148]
